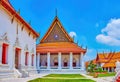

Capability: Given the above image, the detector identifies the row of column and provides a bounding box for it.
[37,52,84,69]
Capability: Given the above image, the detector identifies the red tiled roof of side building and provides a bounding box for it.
[36,42,86,53]
[0,0,39,37]
[96,52,120,68]
[92,59,97,64]
[102,63,116,68]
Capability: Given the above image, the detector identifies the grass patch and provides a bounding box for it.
[98,72,116,77]
[28,74,95,82]
[29,78,95,82]
[44,74,85,78]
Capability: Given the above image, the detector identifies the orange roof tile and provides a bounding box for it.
[96,52,120,68]
[103,63,116,68]
[36,42,86,53]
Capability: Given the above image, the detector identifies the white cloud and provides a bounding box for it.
[96,18,120,46]
[69,31,77,38]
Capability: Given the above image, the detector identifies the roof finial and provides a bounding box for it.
[55,8,58,17]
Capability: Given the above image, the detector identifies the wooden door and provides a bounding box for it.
[15,49,19,69]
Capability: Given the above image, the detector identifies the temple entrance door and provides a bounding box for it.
[73,62,76,67]
[15,48,21,69]
[63,58,68,67]
[2,44,8,64]
[54,62,58,66]
[64,62,68,67]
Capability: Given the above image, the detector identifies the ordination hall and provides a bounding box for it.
[36,16,87,73]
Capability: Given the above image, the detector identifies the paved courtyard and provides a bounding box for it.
[0,73,115,82]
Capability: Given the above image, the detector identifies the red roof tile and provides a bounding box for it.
[37,42,86,53]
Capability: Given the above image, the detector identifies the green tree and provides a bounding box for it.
[87,61,96,72]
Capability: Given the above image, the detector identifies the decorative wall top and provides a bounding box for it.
[1,32,10,44]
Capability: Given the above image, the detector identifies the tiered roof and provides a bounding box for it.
[37,16,86,54]
[96,52,120,68]
[37,42,86,53]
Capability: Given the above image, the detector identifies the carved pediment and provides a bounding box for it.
[31,48,34,53]
[24,44,29,51]
[40,17,73,43]
[14,36,20,47]
[1,32,10,43]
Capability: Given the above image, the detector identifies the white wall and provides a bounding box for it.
[0,7,37,70]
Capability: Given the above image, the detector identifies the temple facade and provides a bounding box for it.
[0,0,39,78]
[36,16,86,73]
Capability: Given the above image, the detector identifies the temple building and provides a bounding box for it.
[0,0,39,78]
[36,16,86,73]
[85,52,120,72]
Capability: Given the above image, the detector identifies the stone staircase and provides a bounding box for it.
[0,64,15,79]
[0,64,38,79]
[19,66,38,77]
[19,69,29,78]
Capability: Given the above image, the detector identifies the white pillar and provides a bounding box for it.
[21,50,25,67]
[34,53,37,69]
[8,45,14,69]
[58,52,61,69]
[13,47,16,69]
[80,52,85,70]
[0,42,2,64]
[108,68,110,72]
[37,53,40,69]
[47,52,50,69]
[70,52,73,69]
[28,53,31,67]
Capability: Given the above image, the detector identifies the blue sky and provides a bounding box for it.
[10,0,120,61]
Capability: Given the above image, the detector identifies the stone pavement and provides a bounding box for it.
[81,74,115,82]
[0,73,50,82]
[0,73,115,82]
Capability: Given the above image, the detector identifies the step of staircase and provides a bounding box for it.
[0,64,15,79]
[0,70,15,79]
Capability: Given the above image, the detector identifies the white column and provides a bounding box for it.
[70,52,73,69]
[8,45,14,69]
[80,52,85,70]
[34,53,37,69]
[28,53,31,67]
[21,50,25,67]
[47,52,50,69]
[0,42,2,64]
[13,47,16,69]
[58,52,61,69]
[37,53,40,69]
[108,68,110,72]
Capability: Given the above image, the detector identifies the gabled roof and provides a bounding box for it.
[96,52,120,68]
[103,63,115,68]
[37,16,86,54]
[0,0,39,37]
[37,42,86,54]
[40,16,73,43]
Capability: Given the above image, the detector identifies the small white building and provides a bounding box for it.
[0,0,39,78]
